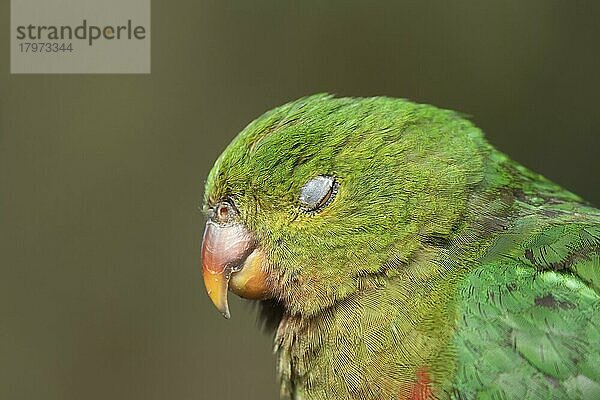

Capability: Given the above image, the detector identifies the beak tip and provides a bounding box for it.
[202,267,232,319]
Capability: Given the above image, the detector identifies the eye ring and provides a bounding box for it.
[299,175,339,214]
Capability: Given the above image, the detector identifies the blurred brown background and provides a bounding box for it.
[1,1,599,399]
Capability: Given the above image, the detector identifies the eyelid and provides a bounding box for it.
[299,175,338,213]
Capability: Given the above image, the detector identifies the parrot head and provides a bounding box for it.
[201,94,484,318]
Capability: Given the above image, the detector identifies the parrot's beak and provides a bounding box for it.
[201,220,270,318]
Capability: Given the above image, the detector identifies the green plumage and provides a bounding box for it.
[203,94,600,399]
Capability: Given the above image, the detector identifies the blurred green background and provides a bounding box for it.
[1,1,599,399]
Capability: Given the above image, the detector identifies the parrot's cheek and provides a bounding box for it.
[201,220,271,318]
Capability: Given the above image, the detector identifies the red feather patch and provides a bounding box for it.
[408,368,434,400]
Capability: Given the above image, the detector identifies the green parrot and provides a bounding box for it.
[201,94,600,400]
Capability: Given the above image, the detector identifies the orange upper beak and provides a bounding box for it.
[201,220,270,318]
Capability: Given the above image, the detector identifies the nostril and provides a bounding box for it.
[217,204,229,220]
[212,199,239,223]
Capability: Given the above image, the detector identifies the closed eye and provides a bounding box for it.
[299,175,338,214]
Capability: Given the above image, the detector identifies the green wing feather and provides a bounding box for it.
[453,202,600,399]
